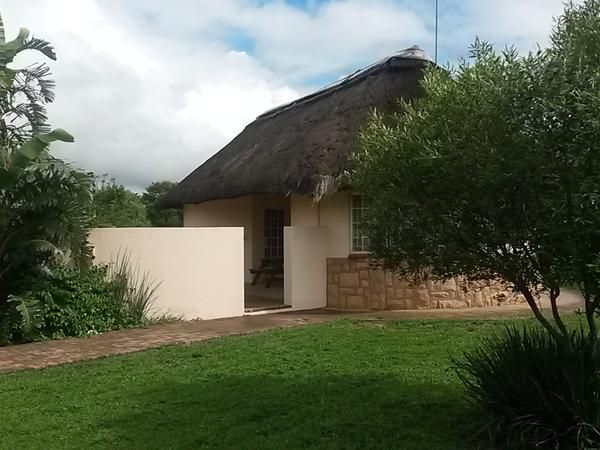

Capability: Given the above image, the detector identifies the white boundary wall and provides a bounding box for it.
[284,226,329,310]
[89,228,244,320]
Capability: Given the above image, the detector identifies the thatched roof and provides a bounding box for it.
[162,46,431,207]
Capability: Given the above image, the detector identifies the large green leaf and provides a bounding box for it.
[0,27,29,66]
[0,129,75,188]
[7,295,42,339]
[14,128,75,163]
[36,128,74,144]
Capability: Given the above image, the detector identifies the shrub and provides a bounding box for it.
[27,265,128,339]
[455,326,600,449]
[2,259,158,344]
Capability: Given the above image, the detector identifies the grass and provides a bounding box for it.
[0,316,587,449]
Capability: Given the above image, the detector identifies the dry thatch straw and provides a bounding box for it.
[161,46,431,207]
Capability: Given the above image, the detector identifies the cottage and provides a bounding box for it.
[163,46,515,313]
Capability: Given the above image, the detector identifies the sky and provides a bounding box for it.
[1,0,572,190]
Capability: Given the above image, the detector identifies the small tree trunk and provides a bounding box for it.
[521,288,565,343]
[549,287,569,337]
[584,292,598,340]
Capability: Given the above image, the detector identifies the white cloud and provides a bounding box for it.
[0,0,576,190]
[467,0,566,46]
[45,0,153,71]
[177,51,298,138]
[1,0,301,190]
[438,0,573,62]
[235,0,431,78]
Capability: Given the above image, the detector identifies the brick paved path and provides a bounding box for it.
[0,290,582,374]
[0,313,331,373]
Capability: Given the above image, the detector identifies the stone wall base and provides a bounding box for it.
[327,256,523,310]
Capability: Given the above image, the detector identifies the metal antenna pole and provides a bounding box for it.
[435,0,439,64]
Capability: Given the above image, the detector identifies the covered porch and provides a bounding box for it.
[184,193,290,312]
[184,193,333,313]
[244,281,286,312]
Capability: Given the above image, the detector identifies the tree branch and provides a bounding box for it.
[521,287,564,342]
[583,288,598,340]
[549,286,568,337]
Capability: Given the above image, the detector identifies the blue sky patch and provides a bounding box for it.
[224,28,256,54]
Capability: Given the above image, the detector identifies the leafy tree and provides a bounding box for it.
[142,181,182,227]
[351,1,600,341]
[542,0,600,339]
[92,177,150,227]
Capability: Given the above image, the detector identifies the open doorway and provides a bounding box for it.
[245,200,290,312]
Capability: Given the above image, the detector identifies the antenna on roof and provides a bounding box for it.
[434,0,439,64]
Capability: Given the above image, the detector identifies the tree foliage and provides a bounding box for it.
[142,181,182,227]
[92,177,150,227]
[92,179,182,228]
[351,0,600,340]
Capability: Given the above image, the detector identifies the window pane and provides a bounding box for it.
[351,194,369,252]
[265,208,285,258]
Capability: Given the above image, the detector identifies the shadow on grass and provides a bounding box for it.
[101,374,477,450]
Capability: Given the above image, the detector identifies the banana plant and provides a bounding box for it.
[0,12,57,166]
[0,16,93,343]
[0,128,93,343]
[0,129,78,273]
[6,295,42,340]
[0,127,74,184]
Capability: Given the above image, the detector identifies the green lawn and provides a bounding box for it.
[0,317,577,449]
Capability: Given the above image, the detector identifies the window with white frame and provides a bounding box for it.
[264,208,284,258]
[351,194,369,252]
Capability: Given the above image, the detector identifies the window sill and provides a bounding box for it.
[348,252,370,259]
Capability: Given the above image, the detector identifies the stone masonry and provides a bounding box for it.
[327,255,522,310]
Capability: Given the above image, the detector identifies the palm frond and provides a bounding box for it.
[18,63,56,103]
[37,77,55,103]
[24,239,63,256]
[22,37,56,61]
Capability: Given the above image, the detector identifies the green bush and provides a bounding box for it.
[26,265,130,339]
[1,261,158,344]
[0,300,24,345]
[47,266,116,337]
[455,326,600,449]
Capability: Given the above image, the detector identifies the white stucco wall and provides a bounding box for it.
[184,197,254,282]
[284,226,330,310]
[184,195,291,282]
[290,195,319,226]
[290,192,351,257]
[89,227,244,320]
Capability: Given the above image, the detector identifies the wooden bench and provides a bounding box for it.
[250,258,283,288]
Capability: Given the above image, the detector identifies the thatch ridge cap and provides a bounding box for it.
[257,45,431,121]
